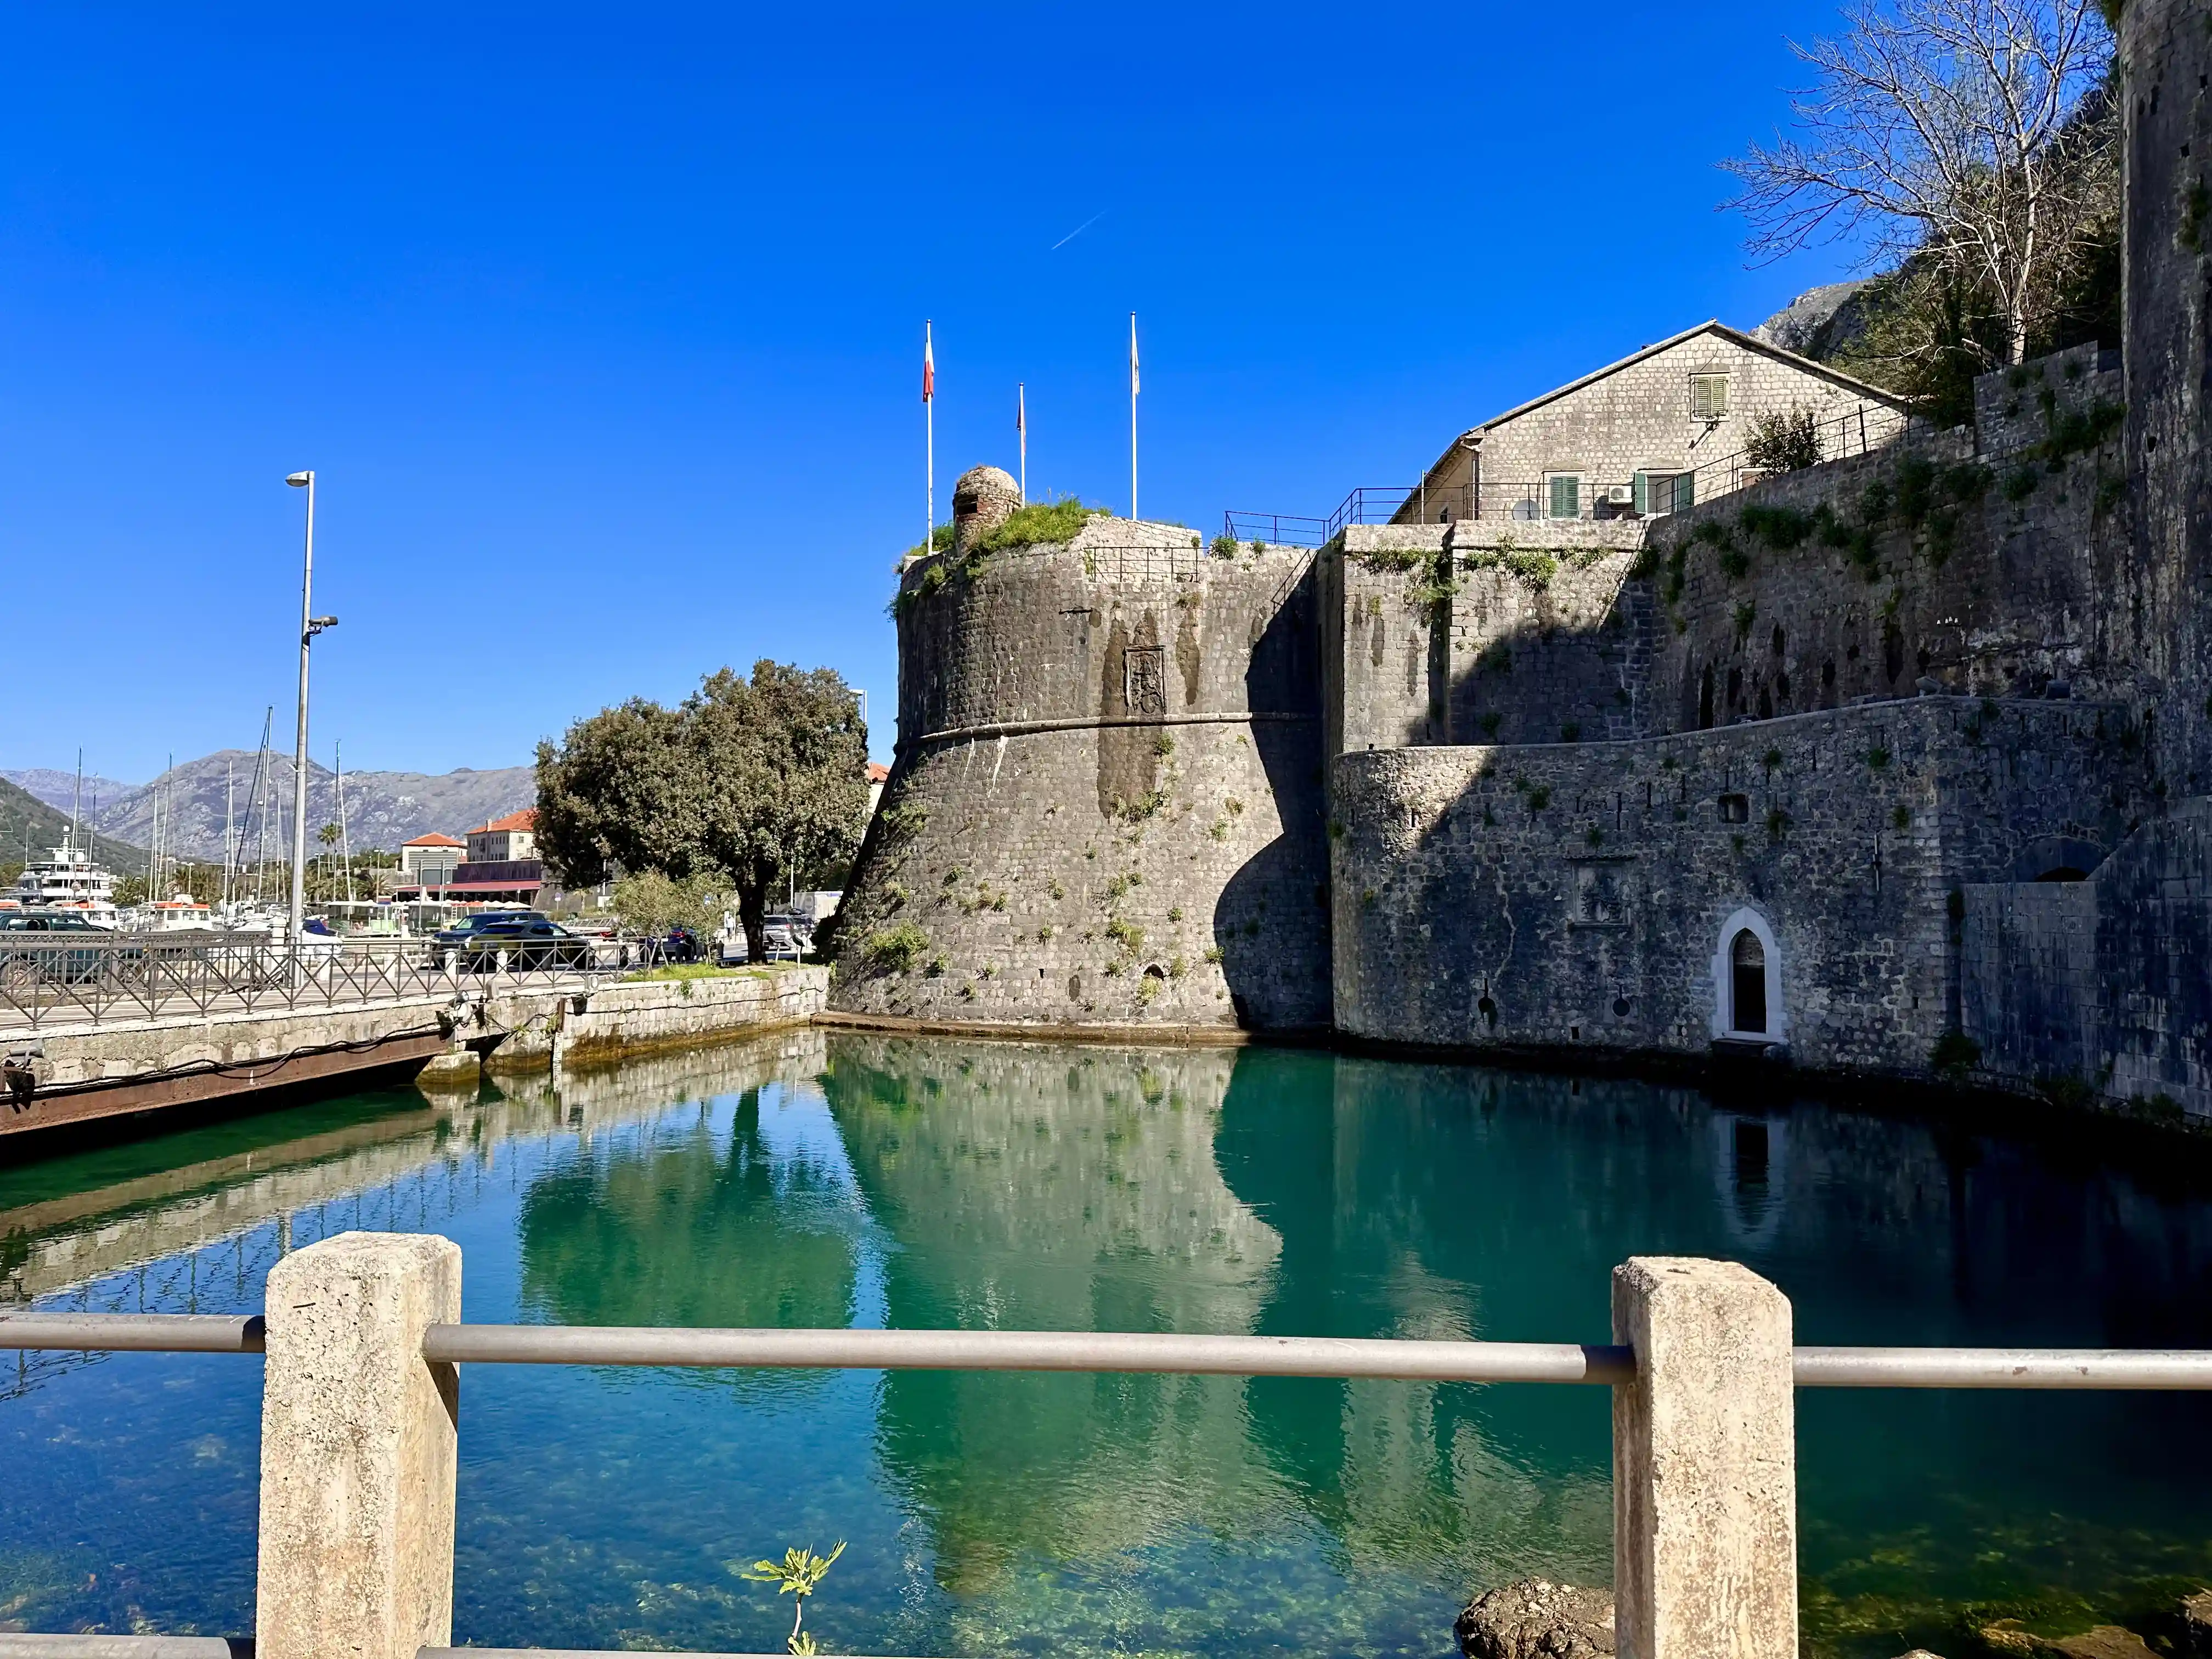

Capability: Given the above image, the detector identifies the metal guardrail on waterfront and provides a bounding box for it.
[4,1240,2207,1659]
[0,933,672,1032]
[9,1312,2212,1389]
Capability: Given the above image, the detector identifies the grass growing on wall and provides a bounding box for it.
[890,497,1110,617]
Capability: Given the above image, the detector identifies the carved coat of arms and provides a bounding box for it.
[1123,645,1166,715]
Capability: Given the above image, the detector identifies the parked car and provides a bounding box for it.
[432,910,545,945]
[761,913,813,960]
[0,909,116,988]
[664,926,703,964]
[436,913,591,970]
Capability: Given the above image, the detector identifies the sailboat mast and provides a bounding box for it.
[223,758,235,915]
[252,708,273,907]
[335,740,355,904]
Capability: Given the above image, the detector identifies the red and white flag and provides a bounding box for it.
[922,324,935,404]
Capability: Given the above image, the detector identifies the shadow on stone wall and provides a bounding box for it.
[1216,561,1331,1029]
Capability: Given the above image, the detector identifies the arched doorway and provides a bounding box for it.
[1709,907,1786,1044]
[1730,930,1768,1033]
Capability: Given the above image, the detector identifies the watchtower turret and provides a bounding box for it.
[951,465,1020,554]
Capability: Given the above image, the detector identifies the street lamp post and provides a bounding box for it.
[285,471,337,953]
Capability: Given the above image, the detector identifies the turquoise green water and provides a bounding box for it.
[2,1031,2208,1657]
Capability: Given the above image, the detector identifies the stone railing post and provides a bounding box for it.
[1611,1256,1796,1659]
[257,1231,461,1659]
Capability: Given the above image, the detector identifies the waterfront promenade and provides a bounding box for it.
[0,935,826,1138]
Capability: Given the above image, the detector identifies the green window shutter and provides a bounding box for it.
[1550,475,1579,518]
[1676,472,1694,510]
[1633,473,1650,515]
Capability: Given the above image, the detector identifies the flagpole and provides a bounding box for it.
[1017,382,1026,505]
[1128,312,1138,522]
[924,320,934,551]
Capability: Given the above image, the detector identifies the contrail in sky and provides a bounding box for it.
[1050,211,1107,250]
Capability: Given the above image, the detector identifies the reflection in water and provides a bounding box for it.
[518,1087,864,1340]
[0,1030,2209,1658]
[823,1040,1286,1594]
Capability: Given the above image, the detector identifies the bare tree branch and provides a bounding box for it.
[1723,0,2112,364]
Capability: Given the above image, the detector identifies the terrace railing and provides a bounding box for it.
[1233,403,1927,539]
[0,933,669,1034]
[1224,486,1421,548]
[3,1233,2208,1659]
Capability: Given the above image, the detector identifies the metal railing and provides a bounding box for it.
[3,1239,2209,1659]
[0,933,670,1032]
[1220,509,1332,547]
[1225,486,1421,549]
[9,1312,2211,1388]
[1234,404,1928,538]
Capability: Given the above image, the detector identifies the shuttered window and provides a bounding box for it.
[1546,474,1581,519]
[1634,471,1695,515]
[1690,374,1730,421]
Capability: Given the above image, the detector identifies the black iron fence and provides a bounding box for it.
[0,933,669,1033]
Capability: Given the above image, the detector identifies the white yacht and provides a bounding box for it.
[129,893,217,931]
[8,832,121,925]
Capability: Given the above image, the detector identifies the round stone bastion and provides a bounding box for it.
[830,513,1331,1031]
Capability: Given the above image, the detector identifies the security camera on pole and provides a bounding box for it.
[284,470,338,960]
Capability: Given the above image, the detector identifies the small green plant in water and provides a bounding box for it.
[738,1540,846,1655]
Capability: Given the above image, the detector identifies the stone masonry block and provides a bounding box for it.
[1612,1256,1796,1659]
[257,1231,461,1659]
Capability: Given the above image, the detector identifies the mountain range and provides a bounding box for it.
[5,753,535,862]
[0,776,149,873]
[1,769,143,815]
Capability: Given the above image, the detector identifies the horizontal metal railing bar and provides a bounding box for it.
[1792,1346,2212,1388]
[0,1639,253,1659]
[420,1324,1637,1382]
[419,1650,937,1659]
[9,1315,2211,1390]
[0,1312,266,1353]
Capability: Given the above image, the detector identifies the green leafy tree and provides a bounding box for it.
[534,697,702,885]
[535,661,868,961]
[610,868,723,938]
[688,663,867,959]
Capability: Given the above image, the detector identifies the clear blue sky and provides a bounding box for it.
[2,1,1870,781]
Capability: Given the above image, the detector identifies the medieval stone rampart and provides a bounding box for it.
[2124,0,2212,787]
[1643,345,2126,733]
[1962,799,2212,1118]
[830,520,1330,1030]
[821,0,2212,1120]
[1331,698,2152,1074]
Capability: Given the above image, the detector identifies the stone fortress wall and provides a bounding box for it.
[832,0,2212,1120]
[831,514,1331,1031]
[1328,330,2192,1107]
[1331,698,2149,1075]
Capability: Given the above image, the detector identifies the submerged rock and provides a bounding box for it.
[1454,1578,1615,1658]
[1978,1622,2157,1658]
[2182,1590,2212,1655]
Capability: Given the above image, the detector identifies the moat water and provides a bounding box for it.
[2,1031,2208,1658]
